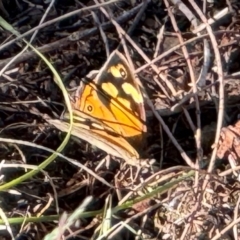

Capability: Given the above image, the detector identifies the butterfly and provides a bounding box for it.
[64,50,146,162]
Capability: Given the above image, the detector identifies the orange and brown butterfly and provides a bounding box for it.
[66,50,146,159]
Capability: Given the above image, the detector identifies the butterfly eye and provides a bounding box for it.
[117,64,127,79]
[87,104,93,112]
[118,67,127,79]
[109,64,127,79]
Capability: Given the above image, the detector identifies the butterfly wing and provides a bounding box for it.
[49,117,139,160]
[68,50,146,159]
[75,50,146,139]
[73,81,124,135]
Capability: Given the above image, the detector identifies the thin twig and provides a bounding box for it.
[0,0,119,52]
[165,0,202,169]
[0,0,55,75]
[189,1,225,173]
[0,3,142,70]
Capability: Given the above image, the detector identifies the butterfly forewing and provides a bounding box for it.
[74,82,124,135]
[74,51,146,138]
[96,51,145,124]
